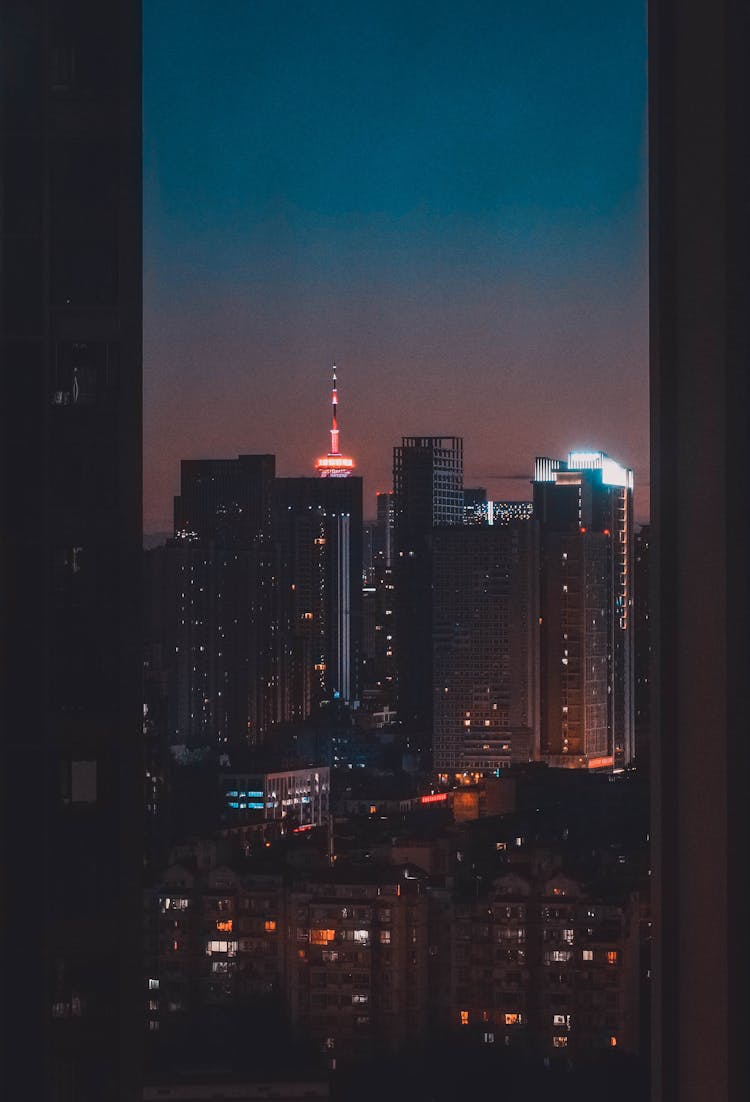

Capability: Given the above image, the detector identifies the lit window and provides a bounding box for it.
[482,1032,495,1044]
[582,950,594,961]
[310,929,336,945]
[148,978,159,990]
[504,1013,522,1026]
[610,1035,618,1047]
[352,993,368,1005]
[553,1036,568,1048]
[206,939,238,956]
[216,919,233,932]
[264,920,277,933]
[607,950,618,965]
[379,930,391,944]
[460,1010,469,1026]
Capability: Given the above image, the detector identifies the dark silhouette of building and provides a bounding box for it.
[0,2,142,1097]
[273,476,363,715]
[392,436,463,747]
[649,3,749,1100]
[168,456,280,755]
[173,455,275,543]
[374,490,394,568]
[633,525,651,767]
[533,452,634,771]
[431,523,539,775]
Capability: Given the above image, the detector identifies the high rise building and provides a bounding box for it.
[1,2,142,1097]
[167,456,280,755]
[374,490,394,568]
[463,486,488,525]
[533,451,634,770]
[432,523,539,775]
[273,476,363,714]
[392,437,463,743]
[173,454,275,542]
[633,524,651,767]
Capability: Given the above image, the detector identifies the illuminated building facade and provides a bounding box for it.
[393,436,463,743]
[287,866,429,1063]
[633,524,651,766]
[533,452,634,770]
[144,864,286,1033]
[464,491,534,528]
[445,872,640,1055]
[463,486,489,524]
[219,765,331,831]
[0,2,142,1096]
[431,524,540,775]
[493,500,534,525]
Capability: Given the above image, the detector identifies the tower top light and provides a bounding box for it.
[315,364,355,477]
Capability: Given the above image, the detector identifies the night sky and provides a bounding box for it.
[143,0,648,535]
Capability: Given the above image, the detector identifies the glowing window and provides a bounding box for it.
[610,1035,618,1047]
[264,920,277,933]
[206,939,237,956]
[216,919,233,932]
[460,1010,469,1026]
[582,949,594,961]
[379,929,391,944]
[310,928,336,945]
[553,1036,568,1048]
[504,1013,522,1026]
[607,950,618,965]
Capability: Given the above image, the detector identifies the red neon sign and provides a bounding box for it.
[420,792,448,804]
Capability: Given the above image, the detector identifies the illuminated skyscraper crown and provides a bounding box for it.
[315,364,355,477]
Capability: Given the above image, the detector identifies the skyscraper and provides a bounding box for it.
[273,475,363,713]
[432,523,539,775]
[392,436,463,744]
[533,451,634,770]
[167,455,279,755]
[1,2,142,1097]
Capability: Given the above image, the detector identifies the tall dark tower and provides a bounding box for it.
[272,369,362,716]
[650,4,749,1100]
[1,2,142,1099]
[533,451,634,771]
[392,436,463,747]
[169,455,278,754]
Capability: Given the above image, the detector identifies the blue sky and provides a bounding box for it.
[143,0,648,530]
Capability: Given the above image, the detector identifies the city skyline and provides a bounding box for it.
[143,0,648,535]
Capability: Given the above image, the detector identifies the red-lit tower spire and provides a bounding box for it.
[315,363,355,477]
